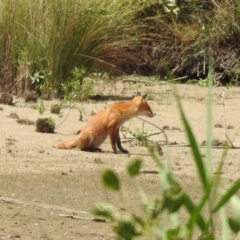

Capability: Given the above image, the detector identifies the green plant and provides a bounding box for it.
[36,99,45,115]
[197,78,208,87]
[77,106,87,121]
[121,123,152,147]
[50,104,62,115]
[61,67,94,102]
[93,86,240,239]
[36,117,55,133]
[161,0,179,15]
[131,123,150,146]
[0,0,148,95]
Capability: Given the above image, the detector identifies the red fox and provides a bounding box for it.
[57,93,155,153]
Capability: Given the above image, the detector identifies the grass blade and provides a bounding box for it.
[184,193,207,231]
[212,179,240,213]
[176,91,208,190]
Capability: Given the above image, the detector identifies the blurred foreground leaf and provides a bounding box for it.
[102,169,120,191]
[212,179,240,213]
[92,202,118,221]
[127,158,142,177]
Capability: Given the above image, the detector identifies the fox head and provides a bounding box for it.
[133,93,155,118]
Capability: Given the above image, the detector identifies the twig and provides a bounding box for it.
[137,117,168,142]
[55,103,97,129]
[55,105,72,129]
[59,214,107,222]
[225,134,235,148]
[166,143,240,149]
[121,76,188,84]
[164,76,188,82]
[121,79,156,84]
[140,170,159,174]
[0,196,89,215]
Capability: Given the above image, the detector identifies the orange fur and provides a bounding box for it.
[57,94,155,153]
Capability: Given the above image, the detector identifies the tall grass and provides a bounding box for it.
[1,0,240,95]
[0,0,144,95]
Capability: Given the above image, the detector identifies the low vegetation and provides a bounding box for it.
[36,117,55,133]
[0,0,145,96]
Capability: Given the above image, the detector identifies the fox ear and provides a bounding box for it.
[142,93,148,99]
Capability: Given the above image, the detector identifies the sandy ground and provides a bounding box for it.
[1,82,240,239]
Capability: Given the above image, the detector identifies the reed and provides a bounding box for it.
[0,0,143,94]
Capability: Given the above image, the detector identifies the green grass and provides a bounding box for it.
[1,0,240,97]
[0,0,145,95]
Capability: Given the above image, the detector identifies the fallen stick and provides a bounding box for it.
[59,214,107,222]
[0,196,89,215]
[121,76,188,84]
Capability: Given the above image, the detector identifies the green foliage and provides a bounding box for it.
[36,117,55,133]
[197,78,208,87]
[228,196,240,233]
[36,99,45,115]
[113,214,144,240]
[93,86,240,239]
[46,117,55,129]
[162,0,179,15]
[61,67,94,101]
[92,202,118,221]
[1,0,240,94]
[0,0,147,95]
[123,123,151,146]
[127,158,142,177]
[102,169,120,191]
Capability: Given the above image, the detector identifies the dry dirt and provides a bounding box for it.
[1,82,240,240]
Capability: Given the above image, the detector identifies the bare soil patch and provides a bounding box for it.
[1,83,240,239]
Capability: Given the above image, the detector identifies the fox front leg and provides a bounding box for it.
[115,127,128,153]
[108,126,118,153]
[108,126,128,154]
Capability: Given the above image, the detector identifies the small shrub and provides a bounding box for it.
[201,138,229,147]
[36,117,55,133]
[24,91,38,102]
[8,112,19,119]
[214,123,223,128]
[0,93,14,105]
[171,126,181,131]
[61,67,95,101]
[17,118,35,125]
[162,125,170,130]
[50,104,61,114]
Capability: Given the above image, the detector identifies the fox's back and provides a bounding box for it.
[83,109,110,131]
